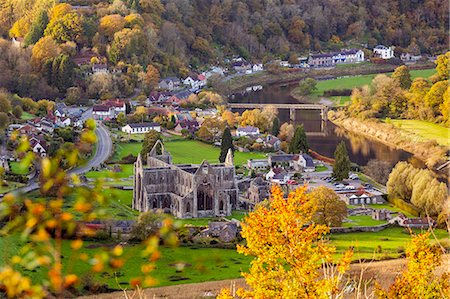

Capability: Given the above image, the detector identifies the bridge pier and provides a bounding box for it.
[289,108,295,122]
[320,107,328,122]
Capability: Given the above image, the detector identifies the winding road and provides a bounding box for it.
[7,121,112,195]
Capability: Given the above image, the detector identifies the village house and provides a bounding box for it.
[372,209,392,221]
[121,123,161,134]
[266,168,291,184]
[308,49,364,67]
[56,116,71,128]
[29,136,47,158]
[247,159,269,170]
[236,126,260,137]
[103,99,126,115]
[232,61,251,72]
[390,214,436,229]
[263,135,281,151]
[183,74,207,90]
[252,64,263,72]
[174,120,199,134]
[92,105,114,120]
[373,45,394,59]
[92,63,109,74]
[400,53,422,63]
[297,154,315,172]
[158,77,181,91]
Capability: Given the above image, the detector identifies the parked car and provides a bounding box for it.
[287,180,298,185]
[349,173,359,180]
[335,184,345,189]
[345,185,356,190]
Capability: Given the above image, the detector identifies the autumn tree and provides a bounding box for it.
[392,65,412,89]
[12,105,23,119]
[0,92,12,113]
[363,159,393,185]
[196,118,226,143]
[278,122,294,142]
[218,185,352,298]
[309,186,347,227]
[332,141,350,181]
[219,127,233,163]
[431,52,449,82]
[144,64,160,92]
[296,78,317,96]
[99,14,125,40]
[31,36,60,69]
[141,130,162,157]
[0,112,9,130]
[44,12,85,44]
[221,110,238,127]
[289,125,308,154]
[376,233,449,298]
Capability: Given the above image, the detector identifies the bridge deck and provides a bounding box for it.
[228,103,326,109]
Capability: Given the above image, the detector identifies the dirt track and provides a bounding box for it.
[78,255,449,299]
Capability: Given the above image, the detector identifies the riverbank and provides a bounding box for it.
[290,68,437,106]
[214,62,434,96]
[328,111,449,171]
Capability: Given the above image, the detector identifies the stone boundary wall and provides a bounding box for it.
[330,223,391,234]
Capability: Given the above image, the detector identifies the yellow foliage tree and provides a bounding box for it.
[219,185,352,299]
[48,3,73,21]
[9,17,31,38]
[99,14,125,40]
[221,109,238,127]
[376,232,449,298]
[31,36,59,68]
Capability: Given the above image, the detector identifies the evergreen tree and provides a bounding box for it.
[58,55,74,91]
[271,117,280,136]
[288,125,308,154]
[24,10,49,47]
[332,141,350,181]
[392,65,412,89]
[219,127,234,163]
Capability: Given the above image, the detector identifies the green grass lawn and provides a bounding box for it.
[85,164,134,179]
[0,182,25,194]
[9,161,31,175]
[314,165,328,172]
[387,119,450,146]
[329,227,449,261]
[306,68,436,106]
[343,215,386,227]
[112,139,266,166]
[20,111,36,120]
[176,211,248,227]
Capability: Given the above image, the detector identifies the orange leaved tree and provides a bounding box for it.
[219,185,352,299]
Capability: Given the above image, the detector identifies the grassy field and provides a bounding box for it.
[85,164,134,179]
[1,227,447,291]
[387,119,450,146]
[176,211,247,227]
[112,139,266,166]
[303,68,436,105]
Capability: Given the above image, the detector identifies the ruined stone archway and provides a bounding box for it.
[197,180,213,211]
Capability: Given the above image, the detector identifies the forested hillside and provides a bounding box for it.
[0,0,447,99]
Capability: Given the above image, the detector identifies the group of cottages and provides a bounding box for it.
[7,105,85,158]
[344,193,385,205]
[373,45,395,59]
[235,126,281,151]
[308,49,365,67]
[92,99,126,120]
[158,67,226,92]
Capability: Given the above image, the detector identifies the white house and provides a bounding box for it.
[297,154,315,172]
[56,117,71,127]
[121,123,161,134]
[373,45,394,59]
[92,105,114,120]
[236,126,260,137]
[247,159,269,170]
[30,137,47,158]
[252,64,263,72]
[92,64,109,73]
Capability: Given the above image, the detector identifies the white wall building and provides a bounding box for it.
[236,126,260,137]
[121,123,161,134]
[373,45,394,59]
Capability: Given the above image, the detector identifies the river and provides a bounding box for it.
[229,81,424,167]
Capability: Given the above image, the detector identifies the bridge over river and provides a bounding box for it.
[227,103,329,122]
